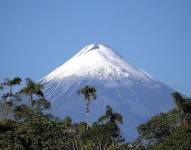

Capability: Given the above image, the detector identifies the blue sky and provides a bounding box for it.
[0,0,191,95]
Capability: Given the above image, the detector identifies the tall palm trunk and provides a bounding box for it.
[86,100,91,129]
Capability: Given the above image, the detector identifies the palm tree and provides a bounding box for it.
[3,77,22,104]
[98,105,123,125]
[78,85,97,115]
[3,77,22,95]
[20,78,44,108]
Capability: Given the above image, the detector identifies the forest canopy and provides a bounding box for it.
[0,77,191,150]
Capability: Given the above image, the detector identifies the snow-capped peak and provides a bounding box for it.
[75,44,119,58]
[42,44,154,83]
[41,44,174,139]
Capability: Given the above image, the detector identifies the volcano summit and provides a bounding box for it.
[41,44,174,139]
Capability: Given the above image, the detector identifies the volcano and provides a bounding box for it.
[41,44,174,139]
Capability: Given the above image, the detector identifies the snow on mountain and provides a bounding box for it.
[41,44,174,140]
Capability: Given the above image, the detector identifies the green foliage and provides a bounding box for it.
[172,92,191,113]
[3,77,22,88]
[152,126,191,150]
[137,109,180,144]
[0,107,125,149]
[32,98,51,114]
[0,77,23,120]
[78,85,97,114]
[0,77,49,120]
[98,105,123,125]
[136,92,191,149]
[19,78,44,107]
[62,116,72,127]
[14,105,34,120]
[0,77,22,107]
[1,77,191,150]
[0,78,125,149]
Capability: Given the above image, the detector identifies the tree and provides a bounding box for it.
[78,85,97,115]
[172,92,191,113]
[0,78,127,149]
[136,92,191,149]
[20,78,44,108]
[0,77,22,119]
[2,77,22,105]
[152,125,191,150]
[136,109,179,145]
[14,105,34,120]
[15,79,50,121]
[63,116,72,127]
[98,105,123,125]
[3,77,22,95]
[78,106,124,149]
[32,98,51,114]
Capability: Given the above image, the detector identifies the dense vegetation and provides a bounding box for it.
[0,77,191,149]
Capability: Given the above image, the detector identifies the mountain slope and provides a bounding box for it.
[41,44,174,140]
